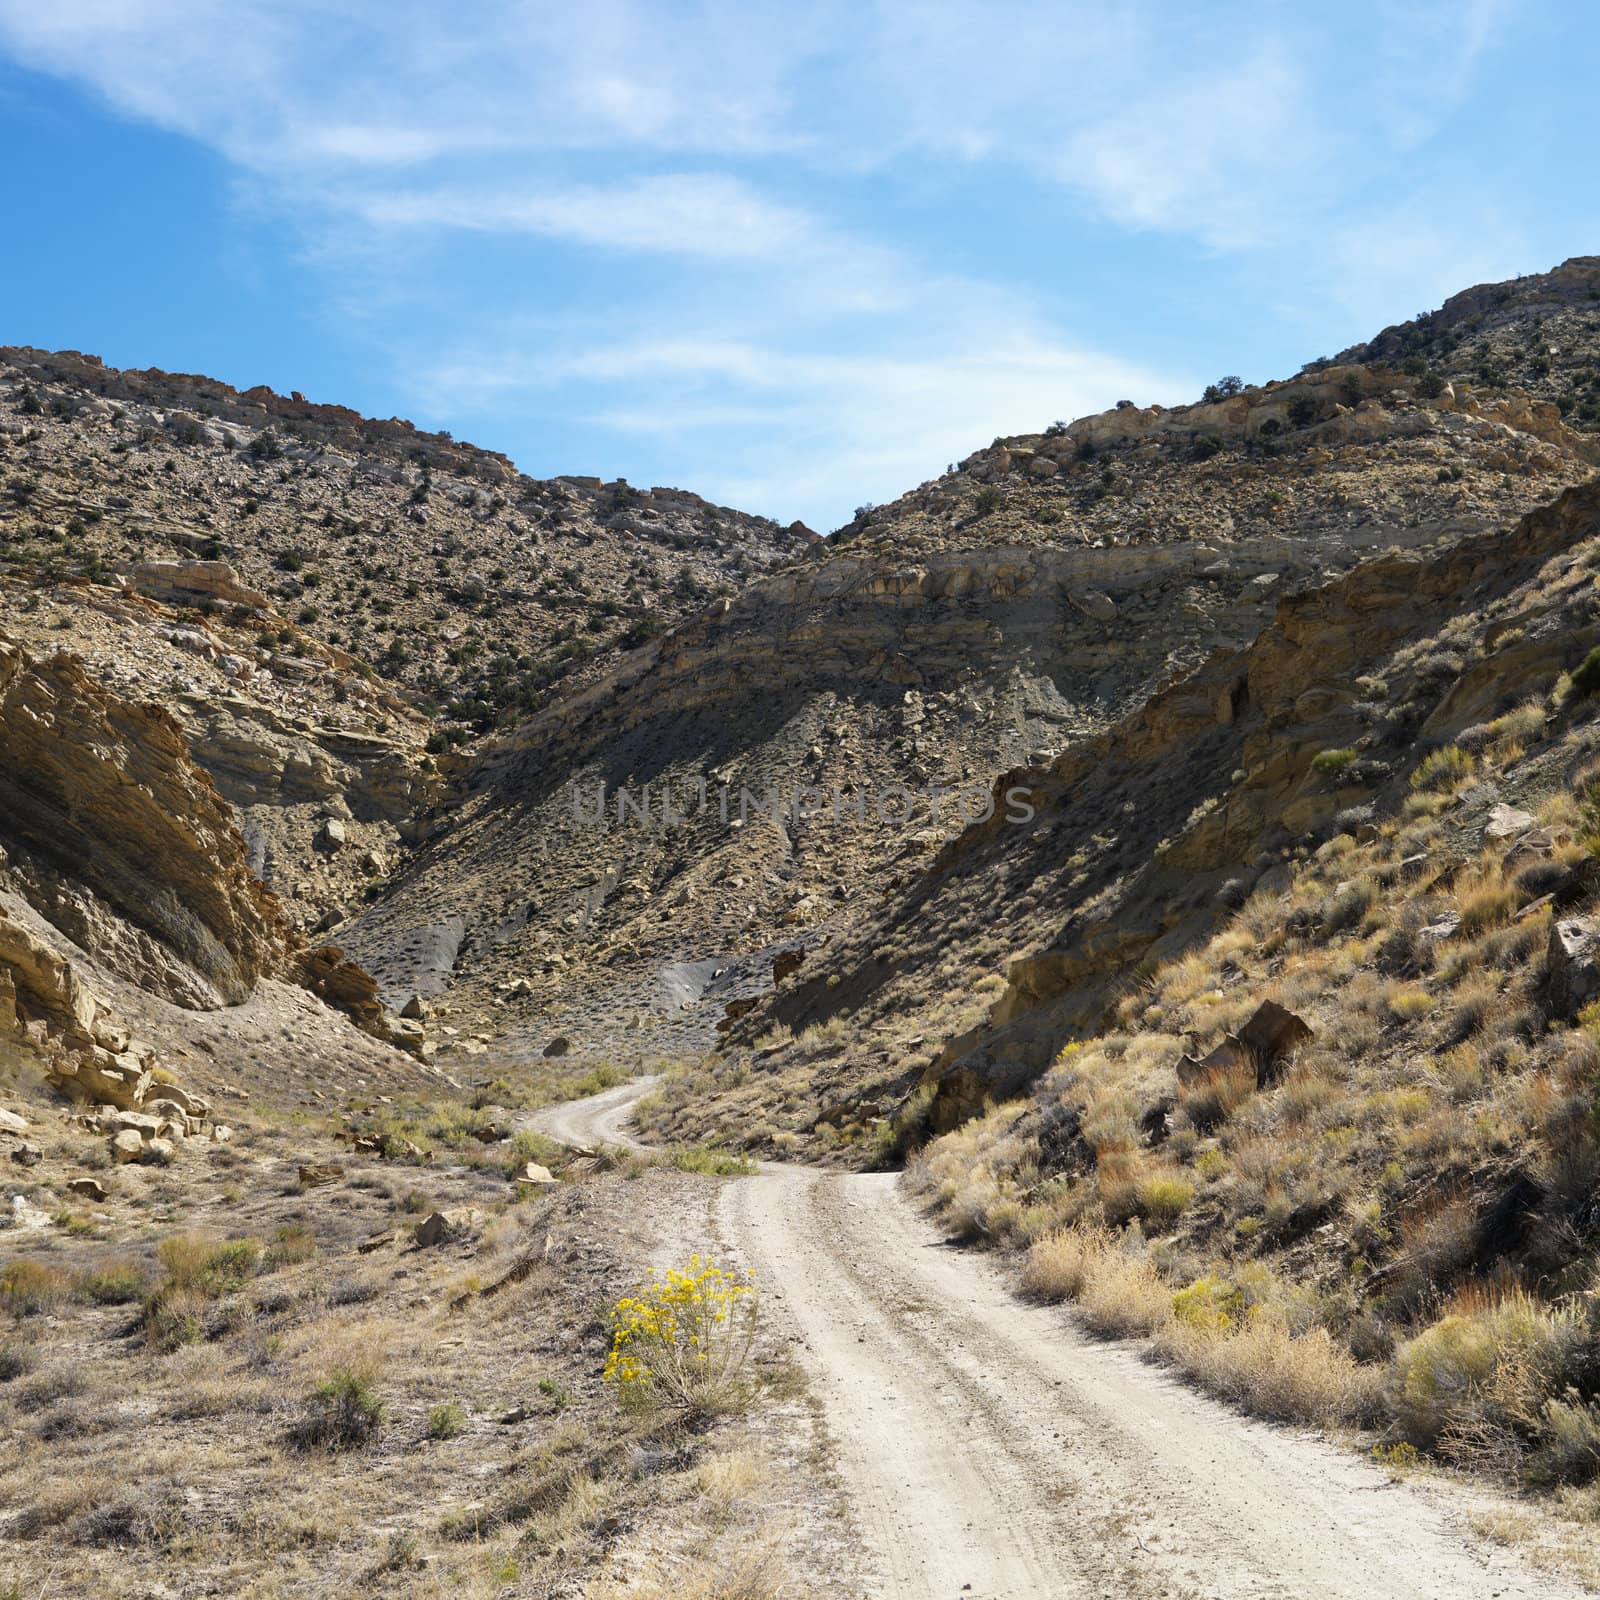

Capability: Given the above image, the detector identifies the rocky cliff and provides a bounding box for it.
[0,631,289,1008]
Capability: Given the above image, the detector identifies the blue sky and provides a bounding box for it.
[1,2,1595,531]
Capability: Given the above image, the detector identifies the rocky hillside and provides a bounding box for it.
[1338,255,1600,431]
[0,347,814,745]
[670,475,1600,1145]
[339,344,1598,1065]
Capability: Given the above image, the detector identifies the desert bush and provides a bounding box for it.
[1387,988,1433,1022]
[141,1233,263,1349]
[1178,1061,1256,1132]
[0,1337,38,1380]
[1135,1173,1195,1226]
[604,1256,758,1416]
[1532,1395,1600,1485]
[158,1233,262,1294]
[1571,645,1600,698]
[141,1286,209,1351]
[1021,1224,1112,1303]
[1,1259,71,1317]
[1074,1238,1170,1338]
[666,1145,758,1177]
[1458,875,1517,936]
[1161,1313,1381,1426]
[582,1545,788,1599]
[1410,745,1474,793]
[292,1365,385,1451]
[1311,748,1359,778]
[266,1221,317,1268]
[428,1401,467,1440]
[1170,1274,1244,1333]
[78,1259,150,1305]
[1391,1290,1583,1450]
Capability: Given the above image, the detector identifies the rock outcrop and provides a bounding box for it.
[0,898,215,1136]
[129,559,269,610]
[0,632,290,1007]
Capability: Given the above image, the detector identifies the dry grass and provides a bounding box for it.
[583,1543,789,1599]
[1157,1315,1381,1426]
[1021,1226,1379,1425]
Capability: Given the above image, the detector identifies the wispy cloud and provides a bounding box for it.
[355,174,820,262]
[411,310,1193,523]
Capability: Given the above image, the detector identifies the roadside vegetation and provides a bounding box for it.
[912,674,1600,1522]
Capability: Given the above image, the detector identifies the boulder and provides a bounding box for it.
[1236,999,1314,1067]
[102,1109,163,1138]
[542,1036,571,1059]
[400,993,430,1021]
[128,559,269,610]
[772,949,806,987]
[318,818,348,851]
[0,1108,28,1135]
[1502,826,1563,870]
[1551,856,1600,912]
[1545,917,1600,1017]
[1138,1100,1175,1147]
[1068,588,1117,623]
[516,1162,558,1186]
[297,1162,345,1188]
[110,1128,145,1163]
[1484,803,1538,842]
[717,996,759,1035]
[297,945,394,1046]
[1178,999,1313,1089]
[143,1137,176,1165]
[10,1141,42,1167]
[415,1208,485,1247]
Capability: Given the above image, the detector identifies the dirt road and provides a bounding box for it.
[532,1074,660,1152]
[537,1078,1588,1600]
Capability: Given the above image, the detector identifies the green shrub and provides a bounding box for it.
[1571,645,1600,698]
[0,1339,38,1381]
[1311,747,1358,778]
[666,1145,758,1177]
[1135,1174,1194,1225]
[1533,1395,1600,1485]
[1392,1292,1581,1449]
[1409,745,1474,793]
[427,1402,466,1440]
[293,1367,385,1451]
[1171,1274,1244,1333]
[0,1260,71,1317]
[79,1261,150,1305]
[266,1222,317,1268]
[141,1287,207,1351]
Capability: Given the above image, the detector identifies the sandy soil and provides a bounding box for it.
[539,1076,1594,1600]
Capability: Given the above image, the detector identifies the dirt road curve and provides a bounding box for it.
[537,1079,1586,1600]
[532,1075,660,1152]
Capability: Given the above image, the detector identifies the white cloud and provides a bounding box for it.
[1061,45,1313,250]
[412,315,1193,526]
[355,174,819,261]
[0,2,1514,229]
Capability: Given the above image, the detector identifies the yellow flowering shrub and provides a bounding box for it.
[603,1255,758,1414]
